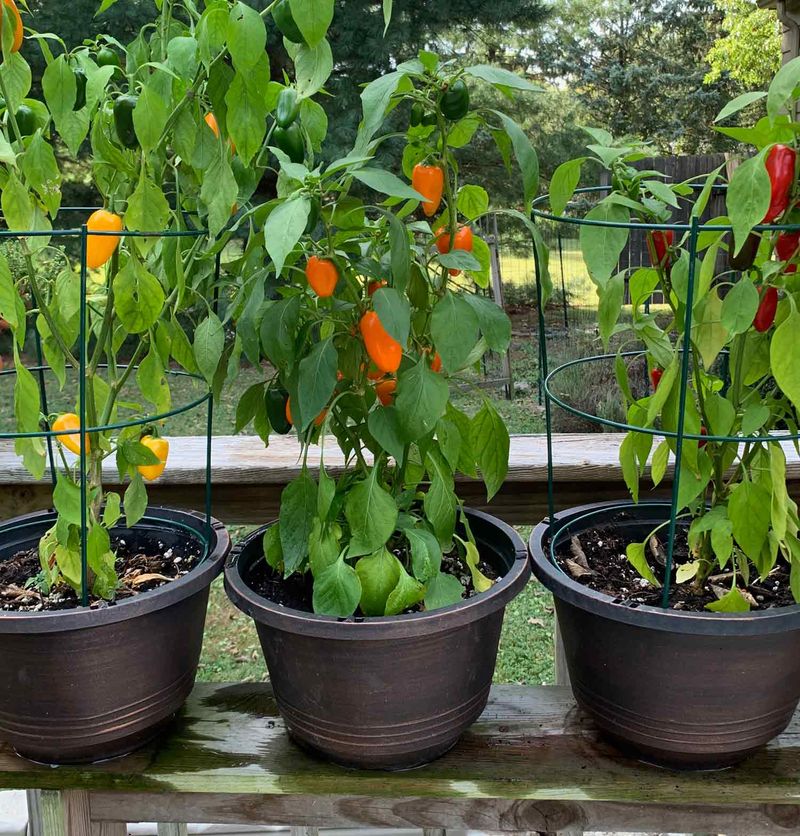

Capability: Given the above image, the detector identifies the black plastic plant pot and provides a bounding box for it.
[224,508,530,770]
[0,507,231,765]
[529,500,800,770]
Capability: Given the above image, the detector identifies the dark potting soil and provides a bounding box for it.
[0,535,200,613]
[554,514,795,611]
[248,545,501,615]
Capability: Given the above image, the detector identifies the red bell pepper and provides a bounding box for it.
[650,368,663,390]
[649,230,674,270]
[753,286,778,332]
[763,145,797,223]
[777,231,800,274]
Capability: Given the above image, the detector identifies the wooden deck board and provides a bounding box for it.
[3,433,800,525]
[2,682,800,807]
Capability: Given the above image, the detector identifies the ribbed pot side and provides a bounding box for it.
[0,508,230,764]
[529,500,800,769]
[225,508,530,770]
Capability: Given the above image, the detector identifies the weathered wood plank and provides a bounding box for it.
[6,432,800,525]
[87,793,800,835]
[63,790,92,836]
[2,683,800,807]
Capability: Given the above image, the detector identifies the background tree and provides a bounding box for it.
[705,0,781,89]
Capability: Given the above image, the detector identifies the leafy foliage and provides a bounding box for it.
[550,61,800,610]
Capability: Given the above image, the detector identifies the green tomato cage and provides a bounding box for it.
[531,185,800,609]
[0,209,216,607]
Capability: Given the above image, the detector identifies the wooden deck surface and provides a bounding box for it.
[5,432,800,525]
[2,682,800,834]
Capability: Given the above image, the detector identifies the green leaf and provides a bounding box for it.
[715,91,767,123]
[625,541,660,587]
[424,465,458,549]
[580,201,630,287]
[124,472,148,528]
[729,481,771,562]
[53,474,83,526]
[382,0,393,34]
[279,470,317,574]
[227,1,267,72]
[728,149,771,254]
[643,179,679,208]
[297,337,337,430]
[260,296,300,367]
[692,288,728,369]
[741,403,770,436]
[404,527,442,583]
[490,111,538,208]
[318,465,336,520]
[103,493,122,528]
[721,277,759,335]
[345,467,398,558]
[353,167,425,201]
[263,524,284,571]
[395,359,450,441]
[706,586,751,613]
[704,392,735,437]
[385,562,426,616]
[194,313,225,385]
[424,570,464,610]
[620,433,640,502]
[457,185,489,220]
[548,157,585,217]
[289,0,333,46]
[295,38,333,98]
[113,259,165,334]
[438,250,481,272]
[372,287,410,346]
[458,535,493,593]
[598,271,625,350]
[431,291,480,372]
[651,440,670,487]
[355,548,401,616]
[313,556,361,618]
[771,443,789,542]
[367,406,406,465]
[132,82,169,154]
[471,400,509,501]
[125,172,170,235]
[465,64,541,92]
[462,294,511,353]
[201,144,239,237]
[772,310,800,411]
[767,56,800,119]
[387,211,410,292]
[308,518,340,577]
[264,196,310,277]
[136,346,170,412]
[359,70,406,145]
[225,73,268,165]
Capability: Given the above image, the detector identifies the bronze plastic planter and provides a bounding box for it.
[225,508,530,770]
[530,500,800,769]
[0,507,230,764]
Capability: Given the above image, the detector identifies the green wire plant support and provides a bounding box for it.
[0,209,216,608]
[532,185,800,610]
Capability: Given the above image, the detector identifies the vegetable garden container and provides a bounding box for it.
[0,507,230,764]
[225,508,530,770]
[529,500,800,769]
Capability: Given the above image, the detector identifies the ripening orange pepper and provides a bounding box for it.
[137,436,169,481]
[53,413,89,456]
[1,0,23,53]
[412,164,445,217]
[86,209,123,270]
[305,256,339,297]
[423,347,443,372]
[368,279,387,297]
[375,378,397,406]
[205,112,236,154]
[436,225,474,276]
[360,311,402,374]
[286,398,326,428]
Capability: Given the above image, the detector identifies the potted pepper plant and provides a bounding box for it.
[223,22,540,769]
[530,59,800,768]
[0,0,313,762]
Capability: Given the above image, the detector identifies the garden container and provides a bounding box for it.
[225,508,530,770]
[529,500,800,769]
[0,507,230,764]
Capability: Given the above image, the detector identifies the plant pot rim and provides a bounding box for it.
[530,499,800,636]
[0,506,230,634]
[224,507,530,640]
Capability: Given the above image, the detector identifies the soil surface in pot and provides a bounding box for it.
[554,514,795,611]
[0,535,200,613]
[248,547,500,614]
